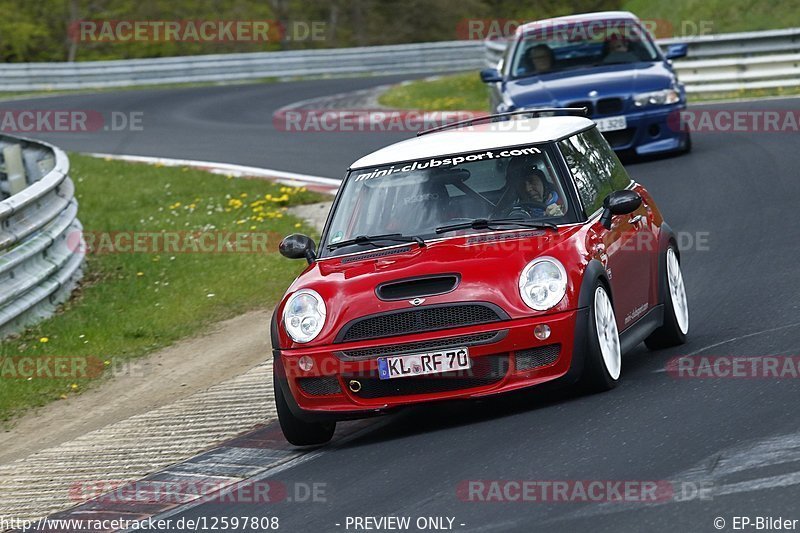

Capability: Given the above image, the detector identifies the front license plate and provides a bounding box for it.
[378,347,471,380]
[595,115,627,132]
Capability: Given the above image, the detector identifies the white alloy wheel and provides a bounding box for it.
[666,248,689,335]
[593,286,621,380]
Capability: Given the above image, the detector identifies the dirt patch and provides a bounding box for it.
[0,308,274,463]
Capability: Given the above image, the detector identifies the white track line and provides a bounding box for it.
[86,152,340,194]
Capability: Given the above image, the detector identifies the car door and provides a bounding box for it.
[559,128,653,330]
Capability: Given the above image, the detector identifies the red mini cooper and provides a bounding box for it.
[274,110,689,445]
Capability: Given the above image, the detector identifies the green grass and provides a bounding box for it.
[688,86,800,102]
[0,155,325,422]
[623,0,800,35]
[379,72,800,113]
[378,73,490,112]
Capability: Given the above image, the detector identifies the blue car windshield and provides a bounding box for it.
[510,20,660,79]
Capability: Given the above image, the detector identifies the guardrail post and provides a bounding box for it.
[3,144,28,196]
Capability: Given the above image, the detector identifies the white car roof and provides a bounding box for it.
[349,115,594,170]
[517,11,639,35]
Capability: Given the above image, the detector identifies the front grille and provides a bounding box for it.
[344,355,509,399]
[337,303,506,343]
[297,377,341,396]
[602,127,636,148]
[596,98,624,115]
[515,344,560,371]
[337,331,506,360]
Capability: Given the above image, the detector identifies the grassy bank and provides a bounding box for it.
[0,155,324,422]
[378,72,800,112]
[378,73,491,112]
[623,0,800,35]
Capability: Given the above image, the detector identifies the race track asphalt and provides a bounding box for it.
[6,81,799,532]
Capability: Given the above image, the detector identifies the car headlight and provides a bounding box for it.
[283,289,326,343]
[633,88,680,107]
[519,257,568,311]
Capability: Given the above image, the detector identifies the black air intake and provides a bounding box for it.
[297,377,341,396]
[515,344,560,371]
[376,274,460,301]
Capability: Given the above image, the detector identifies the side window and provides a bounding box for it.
[558,128,631,215]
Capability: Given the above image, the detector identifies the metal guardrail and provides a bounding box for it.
[0,135,84,337]
[0,41,486,91]
[484,27,800,93]
[0,27,796,94]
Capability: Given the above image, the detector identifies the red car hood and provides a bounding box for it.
[280,227,588,348]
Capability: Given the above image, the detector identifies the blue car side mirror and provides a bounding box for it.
[665,43,688,60]
[480,68,502,83]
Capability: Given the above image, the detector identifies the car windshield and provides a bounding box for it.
[320,144,576,257]
[510,19,659,79]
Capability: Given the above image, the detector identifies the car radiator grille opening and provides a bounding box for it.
[602,127,636,148]
[337,303,506,343]
[343,355,509,399]
[515,344,561,371]
[297,376,342,396]
[596,98,624,115]
[337,331,505,360]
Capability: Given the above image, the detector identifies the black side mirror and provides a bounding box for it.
[279,233,316,264]
[600,190,643,229]
[480,68,502,83]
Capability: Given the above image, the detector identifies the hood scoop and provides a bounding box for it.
[376,274,460,301]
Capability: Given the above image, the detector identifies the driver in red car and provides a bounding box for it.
[507,159,564,217]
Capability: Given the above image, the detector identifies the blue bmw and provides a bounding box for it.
[481,11,691,156]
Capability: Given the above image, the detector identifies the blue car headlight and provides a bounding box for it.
[633,88,681,107]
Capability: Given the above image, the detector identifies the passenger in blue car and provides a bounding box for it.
[525,44,555,74]
[602,34,640,64]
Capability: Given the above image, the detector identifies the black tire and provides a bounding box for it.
[274,370,335,446]
[645,246,689,350]
[578,282,621,393]
[679,132,692,154]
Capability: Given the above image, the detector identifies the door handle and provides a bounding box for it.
[628,214,644,225]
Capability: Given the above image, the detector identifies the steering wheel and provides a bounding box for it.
[505,202,545,219]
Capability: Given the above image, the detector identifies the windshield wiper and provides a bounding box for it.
[435,218,558,235]
[327,233,426,251]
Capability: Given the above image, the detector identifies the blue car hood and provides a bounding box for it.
[504,62,676,108]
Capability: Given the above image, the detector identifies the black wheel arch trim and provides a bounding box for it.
[656,222,677,306]
[563,259,609,384]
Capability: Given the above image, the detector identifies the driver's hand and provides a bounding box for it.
[545,204,563,216]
